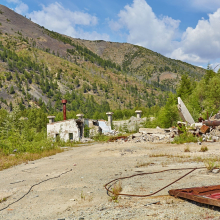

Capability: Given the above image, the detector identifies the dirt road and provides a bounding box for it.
[1,141,220,219]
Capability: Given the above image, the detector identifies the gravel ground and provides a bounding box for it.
[1,141,220,219]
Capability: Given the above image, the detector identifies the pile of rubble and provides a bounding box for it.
[111,123,220,144]
[108,97,220,144]
[201,126,220,142]
[111,127,178,144]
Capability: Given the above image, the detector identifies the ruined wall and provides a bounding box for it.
[113,116,146,132]
[98,121,111,134]
[47,119,80,142]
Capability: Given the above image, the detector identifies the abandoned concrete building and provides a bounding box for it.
[47,101,84,142]
[47,117,84,142]
[47,100,102,142]
[47,100,145,141]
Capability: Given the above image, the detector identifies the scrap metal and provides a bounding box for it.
[200,124,210,134]
[203,120,220,127]
[104,167,205,197]
[169,185,220,207]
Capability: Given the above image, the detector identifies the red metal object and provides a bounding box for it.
[198,117,204,122]
[200,124,210,134]
[62,99,67,120]
[108,136,128,142]
[203,120,220,126]
[169,185,220,207]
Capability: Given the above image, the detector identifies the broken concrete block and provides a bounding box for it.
[212,169,220,174]
[139,128,165,134]
[132,133,143,137]
[151,134,166,139]
[212,136,219,142]
[191,123,203,128]
[177,97,195,125]
[200,125,210,134]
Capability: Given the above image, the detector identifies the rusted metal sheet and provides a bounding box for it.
[108,136,128,142]
[200,124,210,134]
[169,185,220,207]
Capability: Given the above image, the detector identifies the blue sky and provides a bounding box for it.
[2,0,220,70]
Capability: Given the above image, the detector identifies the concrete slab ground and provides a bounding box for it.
[1,142,220,219]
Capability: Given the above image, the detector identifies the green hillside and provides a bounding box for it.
[0,4,206,119]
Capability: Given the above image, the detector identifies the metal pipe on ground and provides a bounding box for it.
[203,120,220,126]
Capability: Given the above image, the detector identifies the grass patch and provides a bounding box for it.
[204,159,219,171]
[0,148,63,171]
[149,153,191,159]
[184,145,190,152]
[110,181,122,202]
[136,161,152,168]
[92,133,111,142]
[200,146,208,152]
[173,132,198,144]
[149,153,220,167]
[81,191,85,201]
[0,197,8,203]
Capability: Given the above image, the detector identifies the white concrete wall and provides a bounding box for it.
[113,116,146,132]
[47,119,80,142]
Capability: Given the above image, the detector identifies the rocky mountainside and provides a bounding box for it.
[75,39,205,82]
[0,4,206,115]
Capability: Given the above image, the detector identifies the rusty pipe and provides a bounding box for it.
[203,120,220,126]
[62,99,67,120]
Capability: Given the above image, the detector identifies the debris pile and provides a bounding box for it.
[105,98,220,144]
[111,127,178,144]
[111,117,220,144]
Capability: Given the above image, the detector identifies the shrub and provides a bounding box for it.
[173,132,198,144]
[92,133,110,142]
[9,86,15,94]
[111,181,122,202]
[184,146,190,152]
[204,159,219,171]
[200,146,208,152]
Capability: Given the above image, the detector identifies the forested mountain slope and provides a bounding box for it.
[0,4,206,118]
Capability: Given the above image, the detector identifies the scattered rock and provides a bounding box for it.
[212,169,220,174]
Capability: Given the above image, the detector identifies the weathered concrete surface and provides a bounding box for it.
[113,116,146,132]
[178,97,195,125]
[1,142,220,219]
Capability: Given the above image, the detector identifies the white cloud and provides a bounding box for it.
[109,0,180,54]
[6,0,28,15]
[110,0,220,65]
[28,2,109,41]
[76,29,110,41]
[171,8,220,63]
[15,2,28,15]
